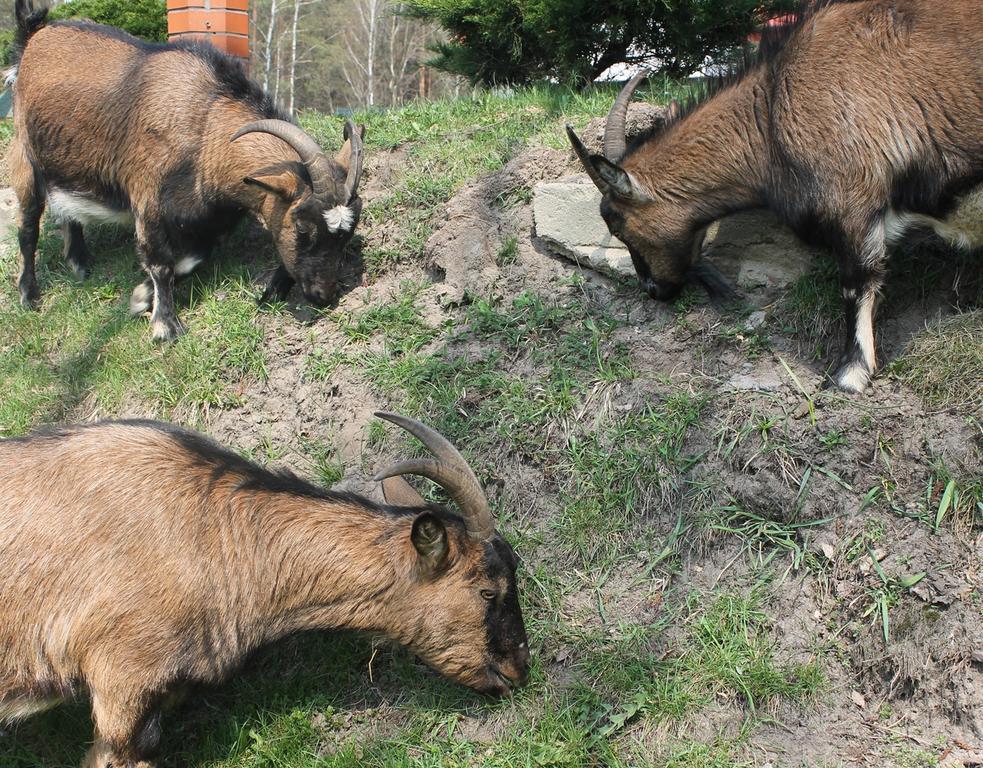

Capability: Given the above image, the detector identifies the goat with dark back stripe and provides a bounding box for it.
[9,0,364,341]
[568,0,983,392]
[0,414,530,768]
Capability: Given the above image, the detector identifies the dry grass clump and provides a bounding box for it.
[890,310,983,413]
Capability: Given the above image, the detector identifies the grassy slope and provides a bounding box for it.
[0,85,980,768]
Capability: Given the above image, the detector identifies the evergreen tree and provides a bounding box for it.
[403,0,797,86]
[48,0,168,42]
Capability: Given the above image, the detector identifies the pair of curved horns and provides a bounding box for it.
[232,119,364,203]
[567,69,649,192]
[373,412,495,541]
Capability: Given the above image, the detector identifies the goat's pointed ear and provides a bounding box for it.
[243,170,303,200]
[382,475,426,508]
[411,512,449,572]
[334,123,365,168]
[593,157,643,201]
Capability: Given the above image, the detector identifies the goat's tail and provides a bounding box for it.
[15,0,48,55]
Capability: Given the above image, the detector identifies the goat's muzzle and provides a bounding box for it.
[643,278,684,302]
[482,657,530,698]
[301,282,336,307]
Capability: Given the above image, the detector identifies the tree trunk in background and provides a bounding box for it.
[273,31,283,104]
[262,0,453,111]
[343,0,381,107]
[386,3,416,105]
[365,0,378,107]
[263,0,279,90]
[288,0,301,114]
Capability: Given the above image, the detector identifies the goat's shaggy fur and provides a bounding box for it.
[0,420,529,767]
[570,0,983,392]
[9,1,363,341]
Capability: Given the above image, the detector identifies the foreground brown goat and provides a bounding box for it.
[0,414,529,767]
[9,0,364,340]
[568,0,983,392]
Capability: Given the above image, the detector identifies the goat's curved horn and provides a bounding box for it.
[565,125,609,194]
[603,69,648,162]
[342,119,364,202]
[232,120,334,197]
[372,412,494,541]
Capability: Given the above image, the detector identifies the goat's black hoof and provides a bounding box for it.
[150,316,185,343]
[68,260,88,282]
[19,283,41,310]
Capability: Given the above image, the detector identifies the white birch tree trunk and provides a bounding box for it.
[263,0,279,91]
[288,0,302,114]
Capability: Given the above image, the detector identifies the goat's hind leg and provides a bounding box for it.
[63,221,93,281]
[11,142,45,309]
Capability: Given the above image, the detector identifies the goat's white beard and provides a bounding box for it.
[323,205,355,234]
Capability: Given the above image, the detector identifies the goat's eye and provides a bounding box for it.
[480,589,497,602]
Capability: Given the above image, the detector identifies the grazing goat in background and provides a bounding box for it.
[568,0,983,392]
[0,413,530,768]
[9,0,364,341]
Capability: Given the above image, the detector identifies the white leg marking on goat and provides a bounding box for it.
[129,282,153,315]
[856,289,877,374]
[836,361,871,393]
[4,66,17,87]
[151,318,170,340]
[175,256,202,276]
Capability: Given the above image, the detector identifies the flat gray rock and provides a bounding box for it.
[533,174,634,282]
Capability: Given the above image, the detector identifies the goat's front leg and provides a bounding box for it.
[134,218,184,342]
[84,688,161,768]
[831,224,886,393]
[82,739,155,768]
[129,254,204,318]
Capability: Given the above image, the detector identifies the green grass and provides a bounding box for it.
[0,224,267,434]
[772,258,840,361]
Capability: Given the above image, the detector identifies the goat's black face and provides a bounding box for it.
[403,513,530,698]
[281,193,362,306]
[475,535,531,696]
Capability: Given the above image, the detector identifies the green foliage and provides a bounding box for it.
[48,0,167,42]
[402,0,797,86]
[0,29,15,68]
